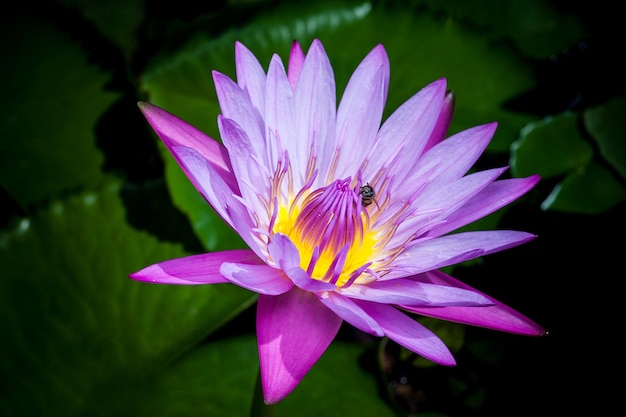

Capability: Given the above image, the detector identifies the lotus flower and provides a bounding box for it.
[131,39,545,404]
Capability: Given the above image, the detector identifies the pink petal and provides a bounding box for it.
[318,291,384,336]
[358,300,456,366]
[287,40,305,90]
[220,262,293,295]
[334,44,390,179]
[400,270,547,336]
[257,290,343,404]
[137,102,238,192]
[423,89,455,152]
[129,249,261,285]
[338,278,492,306]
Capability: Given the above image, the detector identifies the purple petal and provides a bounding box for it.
[213,71,267,163]
[294,39,336,187]
[129,249,261,285]
[257,290,343,404]
[406,122,497,187]
[338,278,492,306]
[137,102,238,192]
[235,41,266,116]
[364,78,447,185]
[220,262,293,295]
[400,270,547,336]
[358,301,456,366]
[265,54,296,170]
[334,44,390,179]
[287,40,305,90]
[388,231,536,276]
[423,89,455,152]
[427,175,541,237]
[318,291,384,336]
[267,234,337,292]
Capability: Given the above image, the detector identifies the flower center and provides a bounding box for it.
[273,177,378,287]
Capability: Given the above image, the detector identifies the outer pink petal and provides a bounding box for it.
[358,300,456,366]
[137,102,238,192]
[287,40,305,90]
[129,249,261,285]
[400,270,547,336]
[338,278,492,306]
[423,89,455,152]
[318,291,384,336]
[257,290,343,404]
[220,262,293,295]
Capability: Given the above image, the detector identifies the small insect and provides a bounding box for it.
[359,183,379,208]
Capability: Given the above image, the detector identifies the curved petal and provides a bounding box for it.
[287,40,305,90]
[235,40,266,115]
[267,234,337,292]
[358,300,456,366]
[257,290,343,404]
[364,78,447,187]
[400,270,547,336]
[265,54,296,172]
[334,44,390,179]
[386,230,536,277]
[129,249,261,285]
[213,71,267,165]
[406,122,497,187]
[137,102,238,192]
[423,89,455,152]
[295,39,336,187]
[220,262,293,295]
[318,291,384,336]
[427,175,541,237]
[338,278,492,306]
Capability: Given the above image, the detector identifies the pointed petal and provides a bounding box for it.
[287,40,305,90]
[137,102,238,192]
[358,301,456,366]
[338,278,492,306]
[265,54,296,171]
[235,40,266,115]
[295,39,336,186]
[334,44,390,178]
[257,290,343,404]
[213,71,267,164]
[401,270,547,336]
[423,89,455,152]
[407,122,497,186]
[220,262,293,295]
[388,231,536,276]
[129,249,261,285]
[364,78,446,184]
[318,291,384,336]
[427,175,541,236]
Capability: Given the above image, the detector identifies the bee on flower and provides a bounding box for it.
[131,39,546,404]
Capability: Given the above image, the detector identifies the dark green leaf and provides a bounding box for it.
[584,96,626,180]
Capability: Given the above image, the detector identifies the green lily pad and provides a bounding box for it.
[541,160,626,214]
[0,11,118,209]
[584,96,626,180]
[510,112,593,179]
[0,180,255,416]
